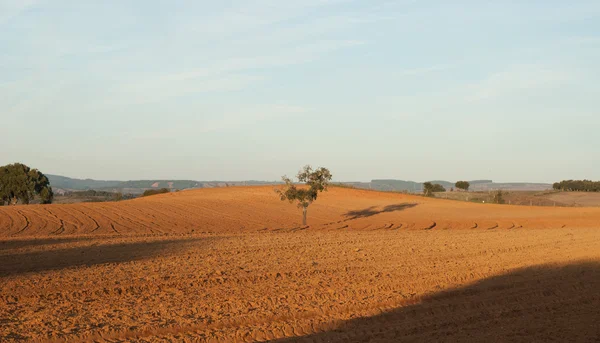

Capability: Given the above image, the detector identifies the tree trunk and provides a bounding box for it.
[302,206,307,226]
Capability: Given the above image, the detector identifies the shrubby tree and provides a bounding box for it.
[423,182,445,196]
[455,181,470,191]
[423,182,434,197]
[276,165,332,226]
[0,163,54,205]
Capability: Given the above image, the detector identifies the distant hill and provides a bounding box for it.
[47,175,278,195]
[342,179,551,193]
[47,174,123,190]
[48,174,552,195]
[372,180,423,192]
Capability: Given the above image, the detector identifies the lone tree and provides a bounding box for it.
[455,181,470,191]
[0,163,54,205]
[276,165,332,226]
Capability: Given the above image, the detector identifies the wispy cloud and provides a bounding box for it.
[136,39,364,83]
[466,64,580,102]
[395,65,451,76]
[564,36,600,46]
[108,39,364,106]
[1,0,378,111]
[0,0,39,25]
[123,104,313,139]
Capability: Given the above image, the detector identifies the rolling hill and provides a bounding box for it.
[47,174,552,195]
[2,185,600,342]
[1,185,597,237]
[47,174,278,194]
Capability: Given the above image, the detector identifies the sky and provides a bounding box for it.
[1,0,599,183]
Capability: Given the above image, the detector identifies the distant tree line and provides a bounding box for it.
[553,180,600,192]
[64,190,118,197]
[59,190,135,202]
[142,188,171,197]
[0,163,53,205]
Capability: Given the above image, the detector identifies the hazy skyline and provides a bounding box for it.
[2,1,599,183]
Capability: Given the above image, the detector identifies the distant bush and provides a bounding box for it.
[142,188,171,197]
[331,183,357,189]
[85,198,106,203]
[493,190,506,204]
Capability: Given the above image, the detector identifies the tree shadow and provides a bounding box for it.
[0,237,100,251]
[0,237,211,277]
[275,261,600,342]
[344,203,418,220]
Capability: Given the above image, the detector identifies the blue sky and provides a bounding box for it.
[1,1,599,182]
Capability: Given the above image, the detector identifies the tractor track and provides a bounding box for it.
[11,210,31,236]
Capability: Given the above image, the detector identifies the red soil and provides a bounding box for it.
[1,186,600,342]
[1,186,598,237]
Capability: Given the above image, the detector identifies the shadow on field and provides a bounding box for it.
[0,238,210,277]
[344,203,418,220]
[276,262,600,342]
[0,237,100,251]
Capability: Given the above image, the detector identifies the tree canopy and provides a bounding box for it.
[0,163,54,205]
[276,165,332,225]
[455,181,470,191]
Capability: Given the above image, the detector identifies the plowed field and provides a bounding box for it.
[2,186,600,342]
